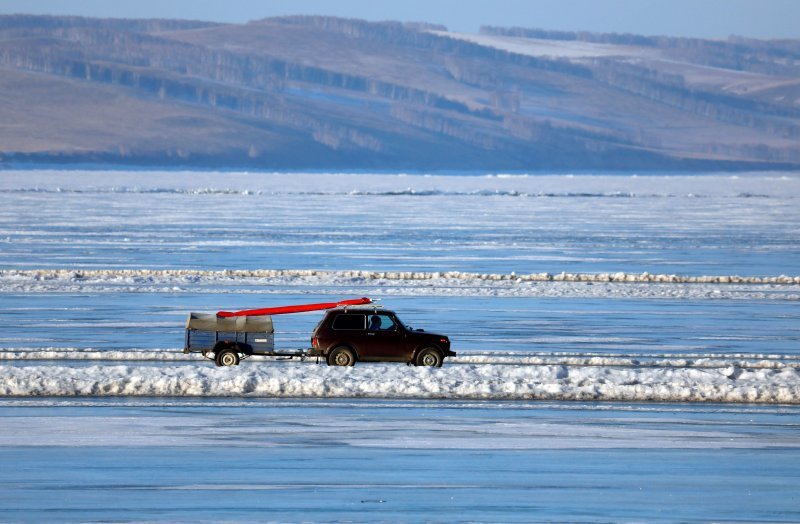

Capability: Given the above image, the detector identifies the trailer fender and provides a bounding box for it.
[213,341,252,355]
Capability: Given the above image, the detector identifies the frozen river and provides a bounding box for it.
[1,170,799,520]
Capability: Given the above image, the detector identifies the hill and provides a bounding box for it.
[1,14,799,171]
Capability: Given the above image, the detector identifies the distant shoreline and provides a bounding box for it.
[3,16,799,176]
[2,161,798,176]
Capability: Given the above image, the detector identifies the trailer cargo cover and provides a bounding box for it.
[186,312,273,333]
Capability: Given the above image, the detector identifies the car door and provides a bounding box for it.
[364,313,410,361]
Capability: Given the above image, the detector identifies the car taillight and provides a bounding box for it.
[440,337,448,344]
[311,336,318,348]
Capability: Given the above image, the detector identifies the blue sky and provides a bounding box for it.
[0,0,797,39]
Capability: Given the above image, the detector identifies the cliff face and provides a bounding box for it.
[1,15,798,170]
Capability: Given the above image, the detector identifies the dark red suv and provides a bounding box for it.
[309,308,455,367]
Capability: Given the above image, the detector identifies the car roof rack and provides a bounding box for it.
[343,301,383,313]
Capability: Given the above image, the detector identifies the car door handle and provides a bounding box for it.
[367,333,375,336]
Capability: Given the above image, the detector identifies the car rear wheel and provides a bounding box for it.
[216,349,240,367]
[327,346,356,367]
[416,347,443,367]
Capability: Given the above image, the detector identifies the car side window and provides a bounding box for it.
[332,314,366,330]
[369,314,396,331]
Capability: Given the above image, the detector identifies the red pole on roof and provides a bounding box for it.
[216,297,373,318]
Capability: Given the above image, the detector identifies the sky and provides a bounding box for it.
[0,0,797,39]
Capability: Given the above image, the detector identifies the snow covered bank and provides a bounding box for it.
[2,363,797,403]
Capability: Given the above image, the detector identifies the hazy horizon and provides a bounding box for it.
[1,0,798,39]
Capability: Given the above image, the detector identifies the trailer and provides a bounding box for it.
[183,297,373,366]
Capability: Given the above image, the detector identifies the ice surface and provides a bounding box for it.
[2,171,799,275]
[2,170,800,522]
[1,171,798,403]
[2,400,799,522]
[3,400,799,450]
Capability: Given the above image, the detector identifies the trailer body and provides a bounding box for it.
[185,312,274,353]
[184,312,299,363]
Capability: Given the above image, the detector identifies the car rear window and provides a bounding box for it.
[332,314,366,330]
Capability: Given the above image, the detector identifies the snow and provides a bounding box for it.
[2,362,797,403]
[431,31,663,59]
[5,267,799,284]
[1,268,798,301]
[4,347,799,369]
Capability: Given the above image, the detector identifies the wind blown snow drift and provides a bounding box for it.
[3,269,799,301]
[5,268,800,285]
[2,364,797,403]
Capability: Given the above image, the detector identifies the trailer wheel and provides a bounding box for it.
[216,349,240,367]
[327,346,356,367]
[415,347,443,367]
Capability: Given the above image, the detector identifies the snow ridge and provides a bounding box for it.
[1,363,797,403]
[0,187,779,198]
[3,348,800,371]
[4,268,799,285]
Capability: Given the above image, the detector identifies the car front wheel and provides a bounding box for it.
[415,347,443,367]
[327,346,356,367]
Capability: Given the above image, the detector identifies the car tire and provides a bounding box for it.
[415,347,443,367]
[216,349,240,367]
[327,346,356,367]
